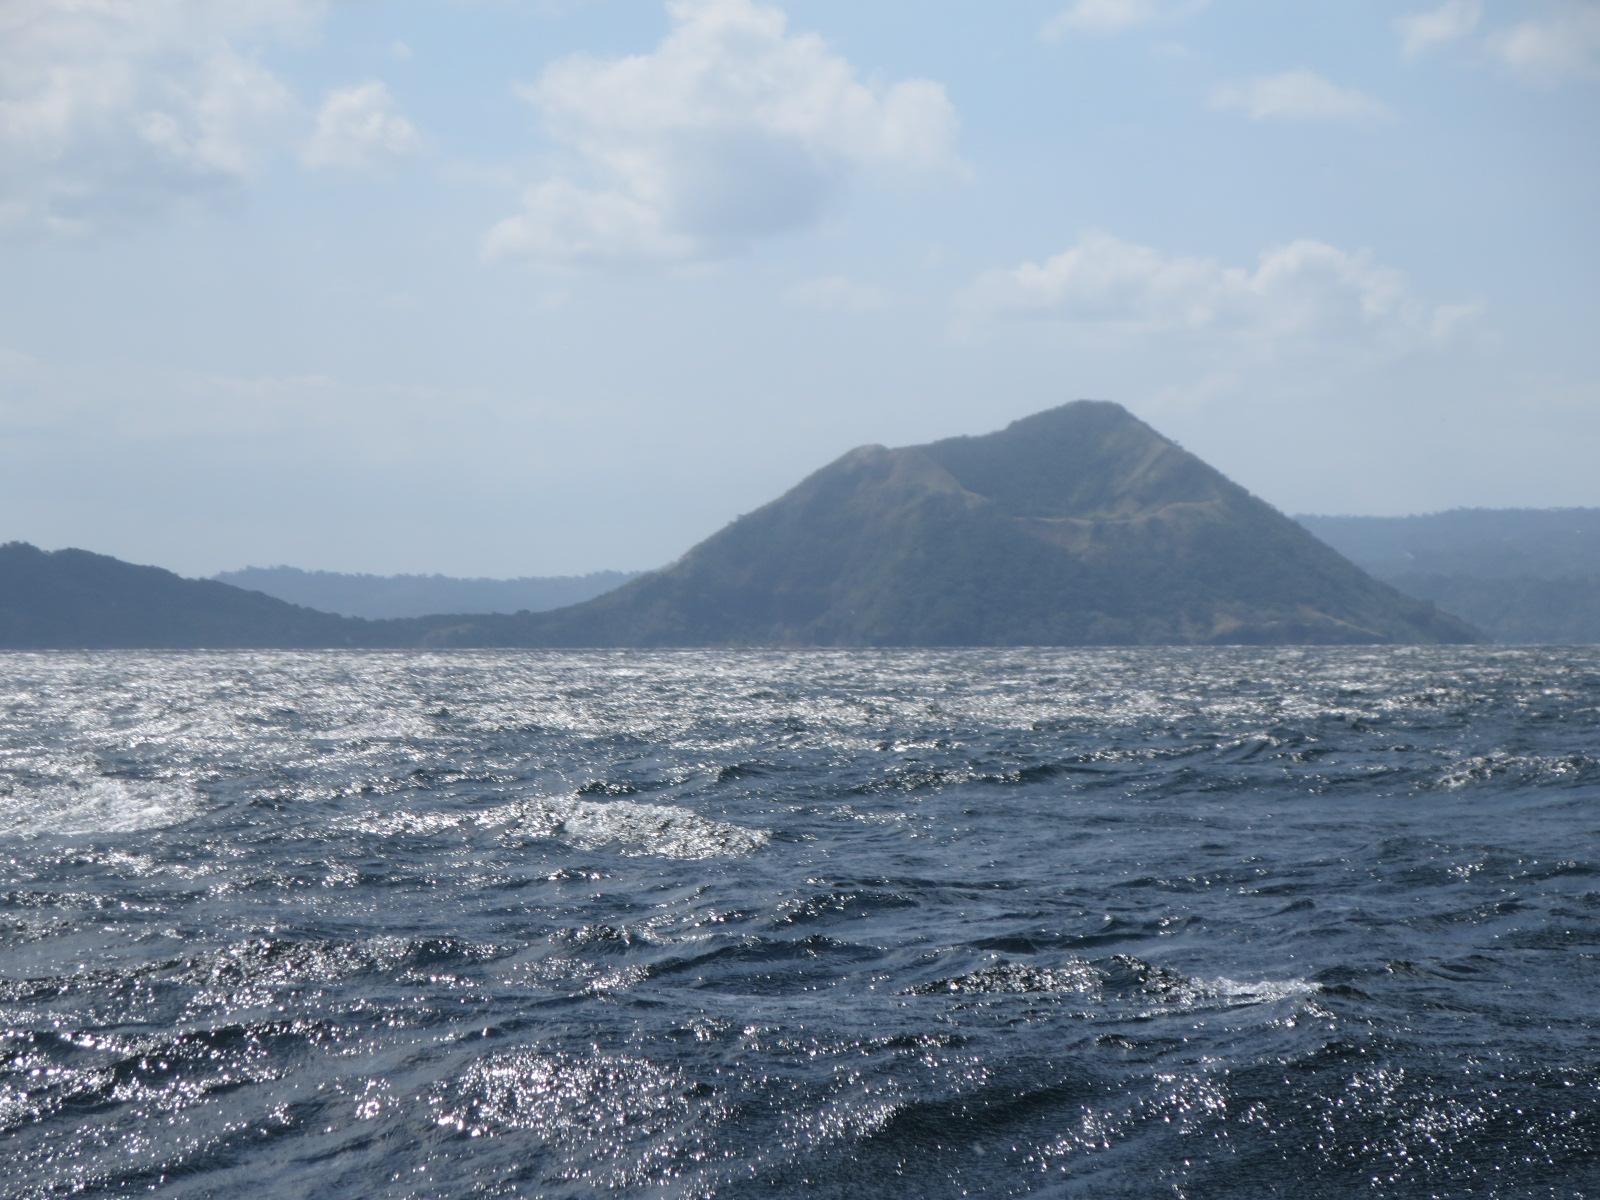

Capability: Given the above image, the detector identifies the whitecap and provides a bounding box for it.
[1196,976,1320,1005]
[0,775,202,837]
[512,794,769,860]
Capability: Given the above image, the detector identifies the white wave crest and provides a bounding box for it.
[1199,976,1320,1005]
[0,776,201,837]
[513,794,769,860]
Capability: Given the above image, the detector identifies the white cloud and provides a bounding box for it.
[963,232,1470,352]
[1488,4,1600,83]
[0,0,321,234]
[485,0,960,266]
[1209,70,1390,122]
[484,179,696,264]
[1396,2,1600,86]
[1040,0,1207,39]
[783,275,887,313]
[302,82,421,170]
[1395,0,1482,57]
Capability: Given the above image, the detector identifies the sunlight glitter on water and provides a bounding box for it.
[0,647,1597,1198]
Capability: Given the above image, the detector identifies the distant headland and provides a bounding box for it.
[211,566,641,621]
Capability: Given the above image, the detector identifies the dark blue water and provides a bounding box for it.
[1,648,1597,1198]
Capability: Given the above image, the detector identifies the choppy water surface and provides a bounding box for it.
[1,648,1597,1198]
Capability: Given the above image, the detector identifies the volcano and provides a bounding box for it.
[431,401,1480,647]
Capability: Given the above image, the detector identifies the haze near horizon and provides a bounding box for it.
[2,0,1596,577]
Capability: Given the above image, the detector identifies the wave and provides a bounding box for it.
[0,773,202,837]
[511,794,769,860]
[905,953,1320,1014]
[327,791,769,860]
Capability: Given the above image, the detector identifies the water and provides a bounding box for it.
[1,648,1596,1198]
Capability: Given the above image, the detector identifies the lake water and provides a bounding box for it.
[2,648,1597,1198]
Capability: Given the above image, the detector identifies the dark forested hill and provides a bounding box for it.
[1298,509,1600,644]
[422,402,1479,647]
[0,543,390,649]
[212,566,640,620]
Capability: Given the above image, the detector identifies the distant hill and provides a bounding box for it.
[1299,510,1600,644]
[420,402,1479,648]
[0,542,390,649]
[213,565,640,620]
[1298,509,1600,580]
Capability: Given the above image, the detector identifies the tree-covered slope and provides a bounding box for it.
[0,543,390,649]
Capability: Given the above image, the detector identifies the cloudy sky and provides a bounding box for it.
[2,0,1596,577]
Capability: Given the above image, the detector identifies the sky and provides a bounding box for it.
[1,0,1597,578]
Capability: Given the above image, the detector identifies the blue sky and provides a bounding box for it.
[2,0,1596,576]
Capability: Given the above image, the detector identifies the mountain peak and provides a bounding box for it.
[999,397,1145,432]
[914,401,1223,523]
